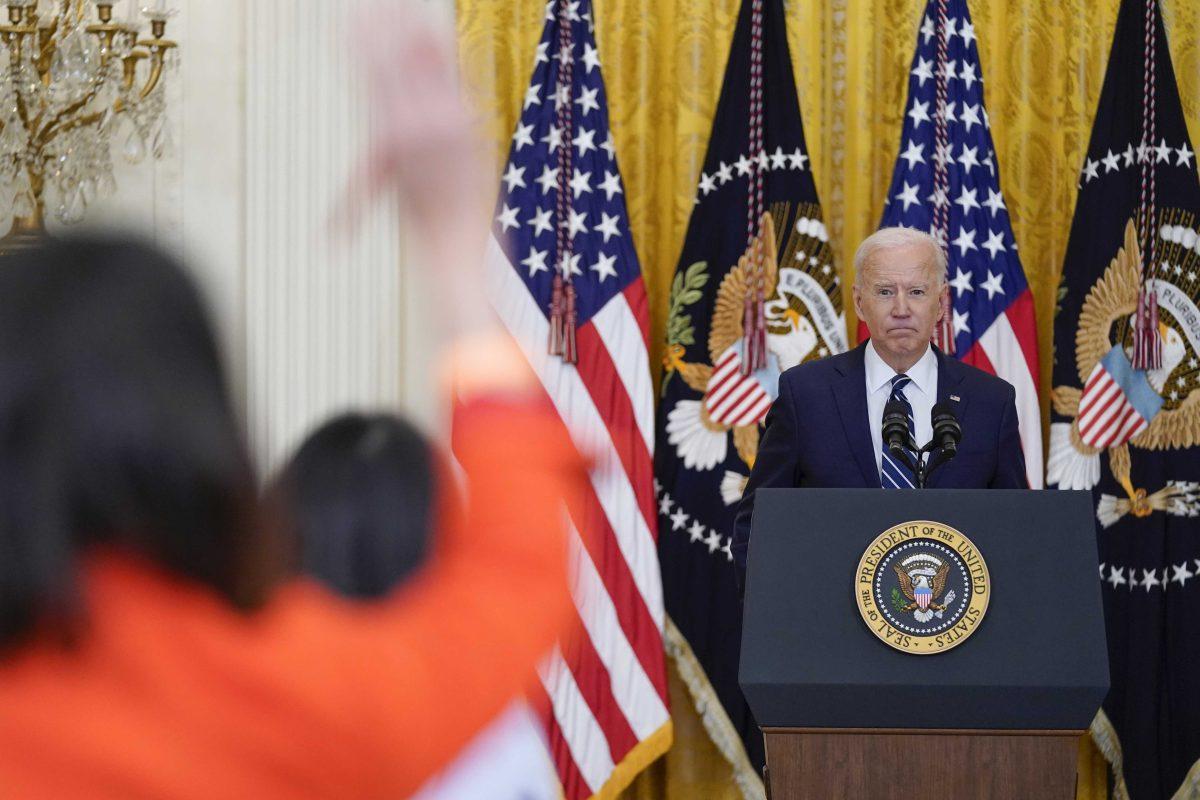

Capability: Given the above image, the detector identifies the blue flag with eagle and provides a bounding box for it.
[654,0,846,788]
[1047,0,1200,796]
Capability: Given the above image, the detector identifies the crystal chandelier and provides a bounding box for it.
[0,0,178,246]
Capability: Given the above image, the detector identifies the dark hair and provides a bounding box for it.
[270,413,438,599]
[0,236,272,649]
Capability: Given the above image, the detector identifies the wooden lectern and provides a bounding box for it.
[740,489,1108,800]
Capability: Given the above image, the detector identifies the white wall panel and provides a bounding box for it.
[39,0,451,474]
[244,0,439,473]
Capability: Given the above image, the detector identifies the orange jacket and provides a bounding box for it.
[0,399,581,799]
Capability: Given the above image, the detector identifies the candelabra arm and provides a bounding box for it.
[33,80,109,147]
[38,107,106,143]
[34,17,58,78]
[134,39,174,101]
[120,50,143,91]
[0,26,35,65]
[13,77,32,132]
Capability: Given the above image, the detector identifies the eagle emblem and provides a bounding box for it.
[661,202,846,503]
[1047,216,1200,526]
[892,554,958,623]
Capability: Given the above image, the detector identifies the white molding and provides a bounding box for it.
[244,0,410,472]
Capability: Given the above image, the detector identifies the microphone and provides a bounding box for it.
[931,401,962,455]
[882,398,913,456]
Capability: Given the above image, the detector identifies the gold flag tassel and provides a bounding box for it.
[931,291,960,357]
[562,279,578,364]
[548,270,566,356]
[1131,283,1162,370]
[740,219,768,375]
[933,288,957,355]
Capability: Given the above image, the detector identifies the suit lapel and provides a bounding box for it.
[832,344,881,487]
[928,347,968,488]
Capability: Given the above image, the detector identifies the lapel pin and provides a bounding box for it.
[950,394,960,401]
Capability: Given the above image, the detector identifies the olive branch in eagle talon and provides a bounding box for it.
[662,261,709,396]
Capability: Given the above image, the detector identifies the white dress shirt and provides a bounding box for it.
[865,340,938,476]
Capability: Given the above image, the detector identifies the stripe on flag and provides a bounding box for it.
[1077,345,1163,450]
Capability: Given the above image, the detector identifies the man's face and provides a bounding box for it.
[852,242,947,370]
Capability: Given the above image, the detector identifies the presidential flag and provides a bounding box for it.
[655,0,845,789]
[1047,0,1200,797]
[875,0,1042,489]
[484,1,671,797]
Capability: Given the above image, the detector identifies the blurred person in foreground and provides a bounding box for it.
[0,4,583,798]
[271,414,558,800]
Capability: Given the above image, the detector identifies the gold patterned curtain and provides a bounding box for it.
[456,2,1200,798]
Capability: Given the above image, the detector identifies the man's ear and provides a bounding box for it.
[937,282,950,323]
[852,283,864,319]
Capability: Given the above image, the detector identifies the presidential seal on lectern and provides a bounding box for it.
[855,520,990,655]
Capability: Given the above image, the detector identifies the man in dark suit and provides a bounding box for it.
[732,226,1027,584]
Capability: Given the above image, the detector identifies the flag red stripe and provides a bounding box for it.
[1005,290,1040,379]
[1083,364,1107,396]
[961,339,996,373]
[623,278,651,352]
[705,353,743,405]
[1078,374,1115,419]
[560,617,640,761]
[1107,403,1142,445]
[1083,398,1124,446]
[516,331,668,700]
[568,486,669,703]
[575,321,658,538]
[1090,402,1129,447]
[1091,400,1134,449]
[1078,378,1119,430]
[729,393,773,427]
[1079,381,1123,436]
[533,686,593,800]
[711,378,760,420]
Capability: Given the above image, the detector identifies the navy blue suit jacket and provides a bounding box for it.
[732,343,1027,583]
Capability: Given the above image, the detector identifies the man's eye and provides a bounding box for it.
[911,289,925,297]
[878,289,893,297]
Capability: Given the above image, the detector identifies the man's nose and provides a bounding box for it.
[892,293,911,316]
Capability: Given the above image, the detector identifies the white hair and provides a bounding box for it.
[853,227,947,288]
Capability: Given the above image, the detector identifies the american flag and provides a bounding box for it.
[878,0,1043,488]
[482,1,671,797]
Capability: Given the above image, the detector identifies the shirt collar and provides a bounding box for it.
[864,340,937,396]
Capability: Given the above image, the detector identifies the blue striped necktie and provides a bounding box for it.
[880,374,917,489]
